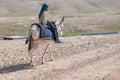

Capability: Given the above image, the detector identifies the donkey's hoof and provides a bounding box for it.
[30,64,34,67]
[51,59,54,61]
[30,63,36,67]
[30,61,32,64]
[41,61,46,64]
[42,62,45,64]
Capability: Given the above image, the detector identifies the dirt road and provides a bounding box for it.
[0,34,120,80]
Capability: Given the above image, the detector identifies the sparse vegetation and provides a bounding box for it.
[102,25,120,32]
[0,0,120,39]
[62,30,88,37]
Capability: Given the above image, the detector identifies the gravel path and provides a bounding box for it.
[0,34,120,80]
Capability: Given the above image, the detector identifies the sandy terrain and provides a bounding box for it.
[0,34,120,80]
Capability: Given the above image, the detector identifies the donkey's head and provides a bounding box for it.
[55,16,64,36]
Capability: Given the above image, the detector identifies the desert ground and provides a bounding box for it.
[0,0,120,80]
[0,34,120,80]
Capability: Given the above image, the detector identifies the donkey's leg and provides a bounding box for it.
[49,43,54,61]
[28,50,33,63]
[28,49,36,66]
[42,42,51,64]
[28,50,33,65]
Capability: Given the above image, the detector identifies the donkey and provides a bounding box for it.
[26,16,64,66]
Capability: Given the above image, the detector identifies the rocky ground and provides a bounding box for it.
[0,34,120,80]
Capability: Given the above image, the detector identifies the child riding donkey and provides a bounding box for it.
[25,3,64,66]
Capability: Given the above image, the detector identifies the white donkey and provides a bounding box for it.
[26,16,64,66]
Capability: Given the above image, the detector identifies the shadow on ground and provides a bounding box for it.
[0,63,33,74]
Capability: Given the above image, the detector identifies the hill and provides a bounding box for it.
[0,0,120,17]
[0,0,120,38]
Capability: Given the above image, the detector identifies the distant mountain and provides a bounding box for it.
[0,0,120,17]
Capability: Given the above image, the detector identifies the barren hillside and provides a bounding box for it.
[0,0,120,38]
[0,0,120,17]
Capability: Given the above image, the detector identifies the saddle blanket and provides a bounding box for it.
[31,23,52,40]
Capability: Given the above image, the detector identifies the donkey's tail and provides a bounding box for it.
[28,32,32,51]
[25,38,29,44]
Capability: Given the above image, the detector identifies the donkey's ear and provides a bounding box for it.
[62,16,64,22]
